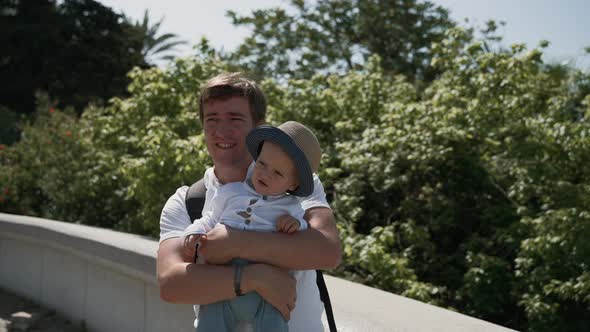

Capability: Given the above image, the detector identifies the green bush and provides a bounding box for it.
[1,94,83,218]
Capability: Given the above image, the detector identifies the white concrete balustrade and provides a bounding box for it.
[0,213,517,332]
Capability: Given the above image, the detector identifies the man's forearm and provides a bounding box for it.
[158,237,298,319]
[233,207,341,270]
[158,237,240,304]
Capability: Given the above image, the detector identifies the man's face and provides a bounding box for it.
[202,97,257,169]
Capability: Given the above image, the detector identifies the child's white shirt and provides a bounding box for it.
[183,167,308,237]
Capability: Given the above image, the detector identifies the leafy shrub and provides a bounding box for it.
[0,93,91,221]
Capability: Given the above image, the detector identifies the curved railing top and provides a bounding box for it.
[0,212,158,283]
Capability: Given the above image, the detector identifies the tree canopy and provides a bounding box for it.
[128,9,187,64]
[225,0,455,82]
[0,0,149,117]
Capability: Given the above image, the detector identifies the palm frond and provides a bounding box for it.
[134,9,187,64]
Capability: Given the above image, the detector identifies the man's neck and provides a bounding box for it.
[213,162,251,184]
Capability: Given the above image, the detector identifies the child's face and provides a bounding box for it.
[251,141,299,196]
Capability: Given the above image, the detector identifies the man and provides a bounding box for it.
[157,72,341,331]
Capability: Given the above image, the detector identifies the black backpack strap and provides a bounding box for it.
[185,178,206,222]
[185,178,337,331]
[185,178,206,263]
[317,270,337,332]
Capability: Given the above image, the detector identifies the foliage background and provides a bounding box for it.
[2,1,590,331]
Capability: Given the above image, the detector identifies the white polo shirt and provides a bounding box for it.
[160,164,329,332]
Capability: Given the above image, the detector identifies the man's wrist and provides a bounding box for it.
[240,264,259,294]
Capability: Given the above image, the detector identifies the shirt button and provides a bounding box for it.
[246,207,252,213]
[245,219,251,225]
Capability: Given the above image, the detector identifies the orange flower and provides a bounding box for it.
[49,107,55,113]
[66,130,72,137]
[0,144,4,150]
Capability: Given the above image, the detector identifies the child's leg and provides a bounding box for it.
[229,292,263,321]
[254,301,288,332]
[228,258,288,331]
[228,280,287,331]
[196,301,236,332]
[228,258,263,321]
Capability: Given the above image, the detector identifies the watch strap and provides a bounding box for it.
[234,264,244,296]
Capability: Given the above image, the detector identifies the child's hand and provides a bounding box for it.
[182,234,204,262]
[276,215,300,234]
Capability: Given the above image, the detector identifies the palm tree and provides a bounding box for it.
[129,9,187,64]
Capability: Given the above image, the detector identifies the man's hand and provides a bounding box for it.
[276,215,300,234]
[242,264,297,321]
[199,224,236,265]
[181,234,204,263]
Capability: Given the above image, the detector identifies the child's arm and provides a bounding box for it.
[183,211,216,236]
[183,182,230,238]
[181,188,225,262]
[181,211,220,263]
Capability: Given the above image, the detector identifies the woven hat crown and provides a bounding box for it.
[276,121,321,173]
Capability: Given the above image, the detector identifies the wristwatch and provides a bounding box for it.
[234,264,244,296]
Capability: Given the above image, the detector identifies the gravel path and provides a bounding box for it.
[0,288,83,332]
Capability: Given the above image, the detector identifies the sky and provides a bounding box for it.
[98,0,590,69]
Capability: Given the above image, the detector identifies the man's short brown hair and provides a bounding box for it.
[199,72,267,123]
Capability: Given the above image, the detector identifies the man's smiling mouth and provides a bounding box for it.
[216,143,236,149]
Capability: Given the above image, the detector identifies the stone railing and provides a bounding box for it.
[0,213,517,332]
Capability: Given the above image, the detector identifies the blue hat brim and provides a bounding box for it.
[246,125,313,197]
